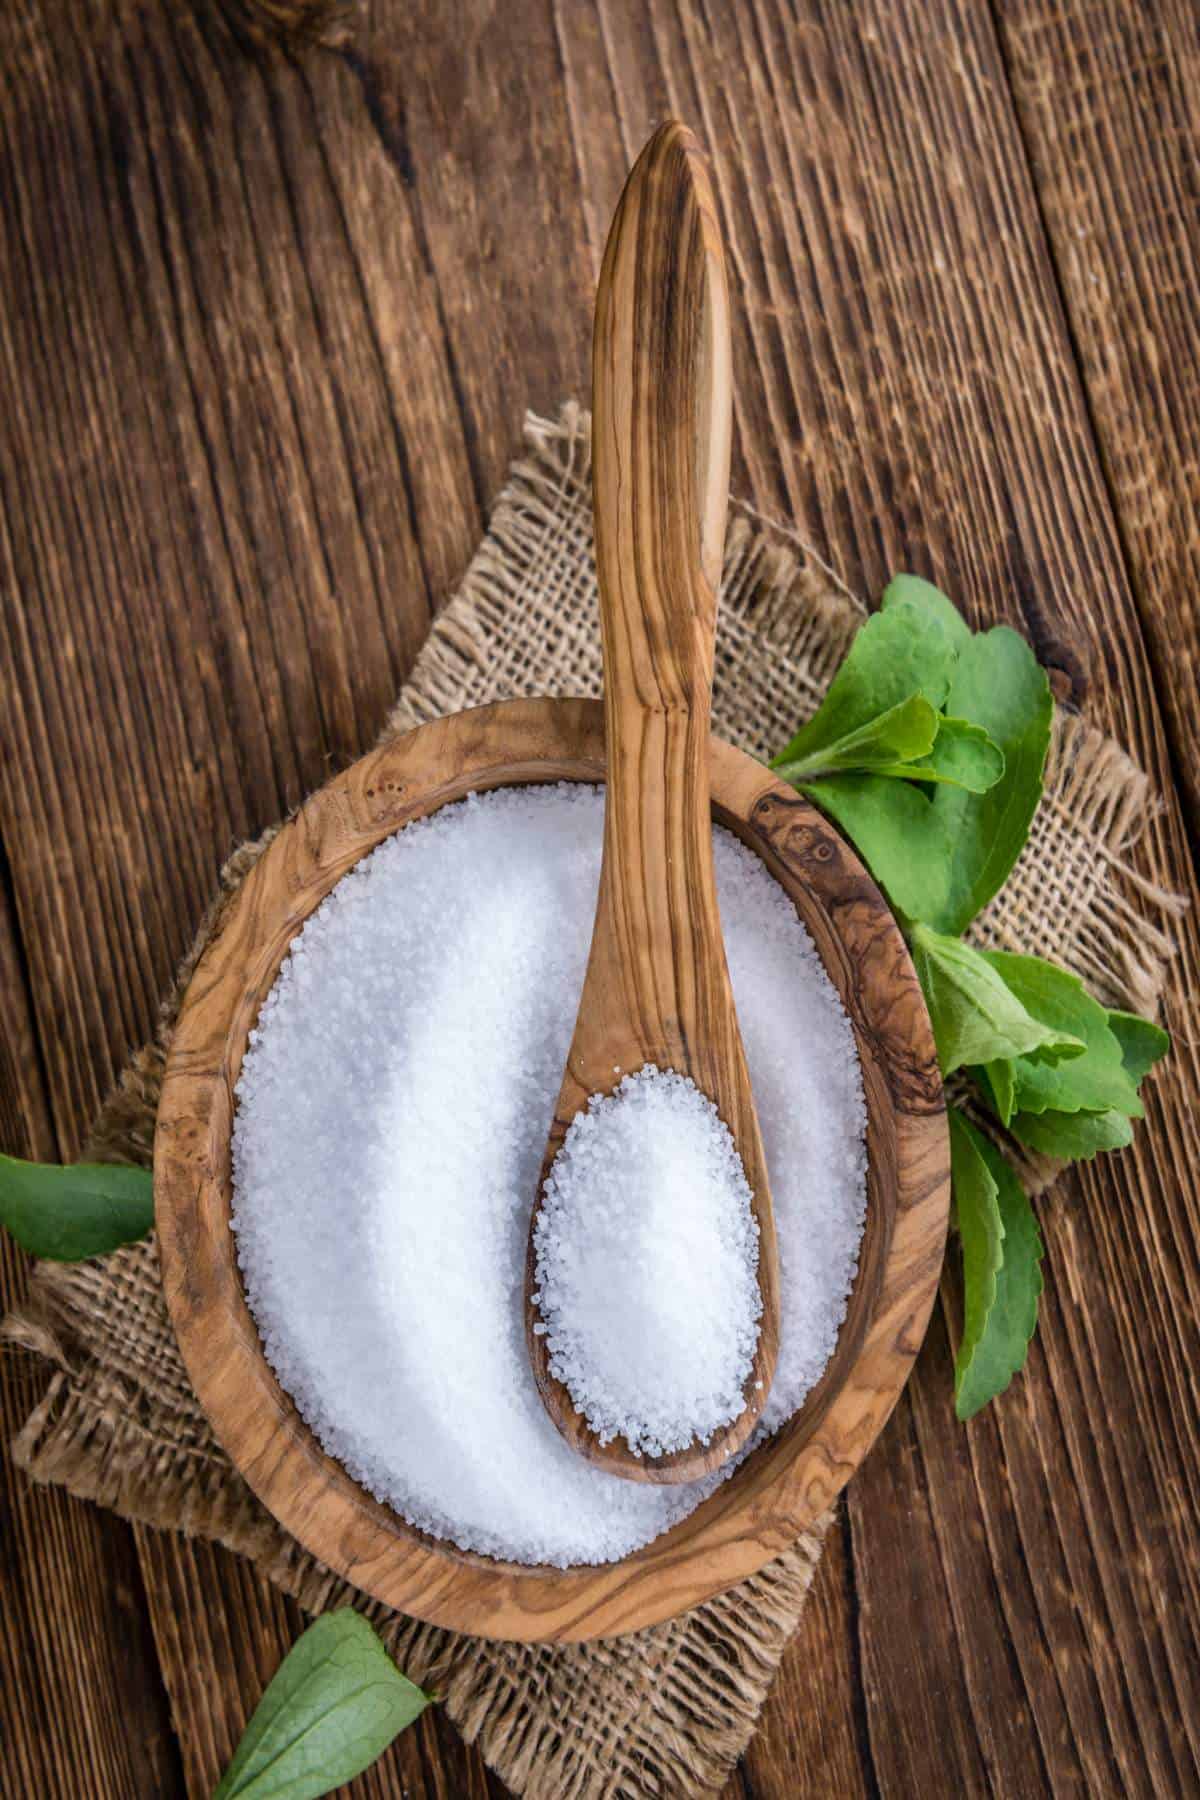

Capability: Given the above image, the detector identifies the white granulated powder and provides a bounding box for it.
[231,784,866,1568]
[532,1068,761,1458]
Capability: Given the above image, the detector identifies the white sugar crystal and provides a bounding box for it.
[231,785,866,1567]
[533,1068,761,1458]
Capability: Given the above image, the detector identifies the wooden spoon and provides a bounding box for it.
[524,121,780,1486]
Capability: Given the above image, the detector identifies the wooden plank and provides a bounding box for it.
[0,864,183,1797]
[997,0,1200,848]
[341,0,593,476]
[550,1,1200,1794]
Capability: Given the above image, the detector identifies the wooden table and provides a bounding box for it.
[2,1,1198,1793]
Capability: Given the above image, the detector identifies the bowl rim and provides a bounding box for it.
[155,695,949,1642]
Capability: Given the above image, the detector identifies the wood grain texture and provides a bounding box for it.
[728,1518,872,1800]
[133,1527,508,1800]
[0,872,182,1797]
[2,0,1199,1789]
[997,0,1200,848]
[156,697,948,1641]
[526,122,782,1485]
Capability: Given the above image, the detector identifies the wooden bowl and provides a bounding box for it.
[155,696,949,1643]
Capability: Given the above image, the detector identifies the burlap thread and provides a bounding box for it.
[5,404,1180,1798]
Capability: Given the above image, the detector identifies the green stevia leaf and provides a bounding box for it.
[798,622,1049,930]
[980,952,1143,1119]
[772,692,939,782]
[978,1060,1017,1127]
[1008,1054,1136,1119]
[1106,1010,1170,1085]
[214,1611,432,1800]
[926,627,1053,933]
[911,926,1084,1076]
[800,775,952,924]
[770,601,958,780]
[916,716,1005,792]
[844,714,1005,791]
[1009,1108,1134,1161]
[949,1110,1001,1410]
[0,1155,153,1261]
[881,572,974,650]
[980,950,1108,1036]
[950,1111,1043,1421]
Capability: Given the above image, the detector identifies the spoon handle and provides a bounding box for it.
[593,119,732,676]
[589,120,734,1084]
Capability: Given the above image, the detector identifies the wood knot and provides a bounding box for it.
[209,0,350,55]
[750,790,842,871]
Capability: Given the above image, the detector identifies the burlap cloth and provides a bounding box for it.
[5,405,1179,1798]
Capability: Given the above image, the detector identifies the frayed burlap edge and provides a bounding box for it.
[4,402,1183,1798]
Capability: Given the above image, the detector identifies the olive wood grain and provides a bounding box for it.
[155,695,949,1645]
[524,123,778,1484]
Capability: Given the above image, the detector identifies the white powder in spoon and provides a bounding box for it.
[532,1068,762,1458]
[231,783,866,1568]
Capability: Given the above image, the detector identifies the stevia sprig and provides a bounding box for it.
[775,572,1170,1419]
[769,596,1004,793]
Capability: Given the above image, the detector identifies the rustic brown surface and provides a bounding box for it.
[0,878,183,1797]
[1,0,1197,1793]
[132,1526,506,1800]
[156,697,948,1638]
[529,124,783,1484]
[998,0,1200,844]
